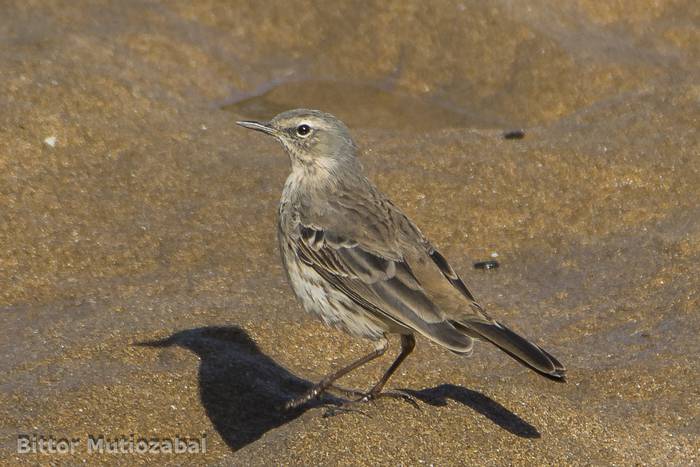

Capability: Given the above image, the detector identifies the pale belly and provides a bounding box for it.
[280,241,389,341]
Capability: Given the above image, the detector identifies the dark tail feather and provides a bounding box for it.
[454,320,566,382]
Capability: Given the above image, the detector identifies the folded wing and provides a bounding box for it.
[294,224,474,353]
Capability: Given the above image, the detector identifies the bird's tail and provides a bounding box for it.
[453,320,566,381]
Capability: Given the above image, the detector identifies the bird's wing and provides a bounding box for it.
[405,241,493,323]
[293,223,474,352]
[292,197,564,378]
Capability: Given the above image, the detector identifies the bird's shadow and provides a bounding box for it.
[139,326,539,451]
[404,385,540,438]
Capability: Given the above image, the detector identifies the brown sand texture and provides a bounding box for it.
[1,1,698,465]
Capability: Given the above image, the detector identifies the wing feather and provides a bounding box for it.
[294,224,473,352]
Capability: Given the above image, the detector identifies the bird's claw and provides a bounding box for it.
[330,385,420,409]
[283,385,325,410]
[359,389,421,409]
[285,384,420,412]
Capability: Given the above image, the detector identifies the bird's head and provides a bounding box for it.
[237,109,359,173]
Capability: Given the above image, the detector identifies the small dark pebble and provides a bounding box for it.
[503,129,525,140]
[474,260,499,270]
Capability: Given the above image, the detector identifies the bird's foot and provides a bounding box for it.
[360,389,421,409]
[327,384,367,398]
[329,384,420,409]
[321,389,421,417]
[284,383,328,411]
[285,383,420,412]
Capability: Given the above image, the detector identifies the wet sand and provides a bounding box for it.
[1,0,698,464]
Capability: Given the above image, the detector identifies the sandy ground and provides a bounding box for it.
[1,0,698,465]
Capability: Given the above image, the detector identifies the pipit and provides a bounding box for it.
[237,109,565,410]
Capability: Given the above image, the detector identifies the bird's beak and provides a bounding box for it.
[236,120,278,136]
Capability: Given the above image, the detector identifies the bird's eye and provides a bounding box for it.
[296,124,311,137]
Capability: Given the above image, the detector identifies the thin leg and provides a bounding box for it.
[284,339,388,410]
[325,334,419,413]
[366,334,415,399]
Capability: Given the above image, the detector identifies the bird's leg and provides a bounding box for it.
[284,339,388,410]
[362,334,418,406]
[328,335,415,398]
[327,335,419,410]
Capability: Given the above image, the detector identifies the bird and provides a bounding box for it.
[237,109,565,410]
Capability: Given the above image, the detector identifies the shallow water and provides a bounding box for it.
[1,0,699,464]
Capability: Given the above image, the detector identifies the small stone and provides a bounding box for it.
[503,129,525,139]
[474,260,499,270]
